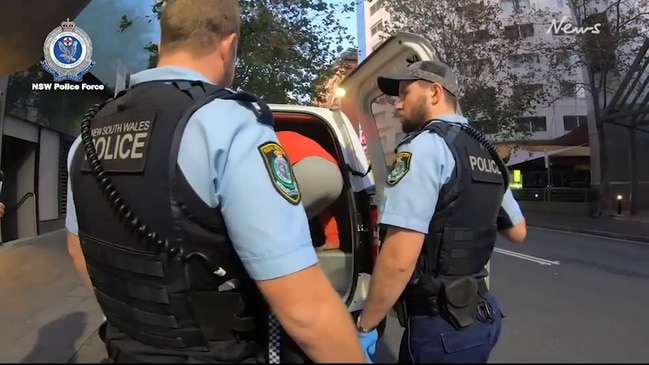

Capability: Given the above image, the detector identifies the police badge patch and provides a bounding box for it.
[41,18,96,82]
[386,152,412,186]
[258,142,301,205]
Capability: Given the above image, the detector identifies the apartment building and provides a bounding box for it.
[359,0,592,143]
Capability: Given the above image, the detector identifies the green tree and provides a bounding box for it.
[119,0,354,105]
[376,0,568,141]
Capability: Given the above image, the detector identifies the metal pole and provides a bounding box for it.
[544,149,551,187]
[629,127,638,215]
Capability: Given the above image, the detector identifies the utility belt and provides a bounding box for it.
[395,277,489,330]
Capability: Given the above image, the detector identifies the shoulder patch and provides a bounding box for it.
[386,151,412,186]
[258,142,301,205]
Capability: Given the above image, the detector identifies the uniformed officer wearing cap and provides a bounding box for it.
[355,60,528,363]
[64,0,367,363]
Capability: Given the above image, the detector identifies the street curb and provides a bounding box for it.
[529,224,649,243]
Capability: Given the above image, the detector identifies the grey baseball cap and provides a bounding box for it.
[377,60,459,97]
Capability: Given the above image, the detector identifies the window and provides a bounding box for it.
[500,0,530,12]
[509,53,540,68]
[459,58,489,76]
[530,117,547,132]
[463,29,491,43]
[370,20,384,36]
[504,24,535,39]
[554,51,572,67]
[560,81,576,97]
[515,116,547,132]
[563,115,588,131]
[369,1,383,15]
[470,119,499,134]
[513,83,544,100]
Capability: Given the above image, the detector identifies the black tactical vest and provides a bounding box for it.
[397,120,507,300]
[70,81,295,363]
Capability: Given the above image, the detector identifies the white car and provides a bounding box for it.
[269,31,467,337]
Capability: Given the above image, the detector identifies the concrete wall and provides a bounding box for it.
[0,126,39,241]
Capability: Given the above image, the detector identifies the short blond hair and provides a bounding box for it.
[159,0,241,53]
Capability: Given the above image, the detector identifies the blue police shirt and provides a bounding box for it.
[65,66,317,281]
[379,114,524,234]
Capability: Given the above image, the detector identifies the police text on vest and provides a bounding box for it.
[469,156,499,174]
[90,120,152,160]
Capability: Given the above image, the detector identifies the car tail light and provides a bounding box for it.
[369,205,379,264]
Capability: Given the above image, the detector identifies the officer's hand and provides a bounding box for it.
[358,329,378,363]
[0,202,4,219]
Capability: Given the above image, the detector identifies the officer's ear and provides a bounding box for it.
[429,83,445,106]
[218,33,239,62]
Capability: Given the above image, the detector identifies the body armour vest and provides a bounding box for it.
[399,120,508,300]
[70,81,288,362]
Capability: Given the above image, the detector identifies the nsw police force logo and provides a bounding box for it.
[41,18,95,82]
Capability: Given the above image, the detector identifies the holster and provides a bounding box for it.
[440,277,488,330]
[393,299,409,328]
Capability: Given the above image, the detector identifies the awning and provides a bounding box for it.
[549,124,589,146]
[0,0,91,75]
[506,145,589,167]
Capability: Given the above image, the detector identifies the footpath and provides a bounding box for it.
[0,230,106,363]
[525,210,649,243]
[0,211,646,363]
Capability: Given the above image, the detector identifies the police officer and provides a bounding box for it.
[64,0,367,363]
[355,60,527,363]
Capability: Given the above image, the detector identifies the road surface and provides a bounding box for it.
[373,227,649,363]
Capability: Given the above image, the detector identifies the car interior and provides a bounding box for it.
[273,112,355,297]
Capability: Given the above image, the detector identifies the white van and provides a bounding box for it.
[269,31,451,336]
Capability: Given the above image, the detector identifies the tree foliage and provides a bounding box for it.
[119,0,355,105]
[378,0,568,141]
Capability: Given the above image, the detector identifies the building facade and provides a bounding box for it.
[0,0,154,243]
[0,67,111,243]
[359,0,590,144]
[318,49,361,133]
